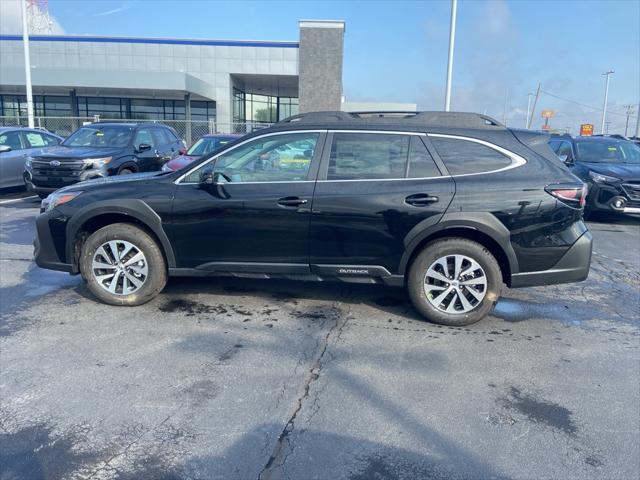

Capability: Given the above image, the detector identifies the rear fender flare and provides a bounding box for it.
[399,212,519,275]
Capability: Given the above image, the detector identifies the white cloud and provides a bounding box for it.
[0,0,64,35]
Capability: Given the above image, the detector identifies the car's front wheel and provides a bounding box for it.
[79,223,167,306]
[407,238,502,326]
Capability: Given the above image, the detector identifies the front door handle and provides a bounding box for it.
[277,196,308,208]
[405,193,439,206]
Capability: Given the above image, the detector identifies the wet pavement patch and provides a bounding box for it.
[500,386,577,436]
[0,423,98,480]
[159,299,229,316]
[0,217,36,246]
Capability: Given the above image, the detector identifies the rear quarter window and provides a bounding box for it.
[429,136,513,175]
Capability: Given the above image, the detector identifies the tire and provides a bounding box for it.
[407,238,502,326]
[119,167,134,175]
[79,223,167,306]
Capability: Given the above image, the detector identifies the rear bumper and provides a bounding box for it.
[509,230,593,288]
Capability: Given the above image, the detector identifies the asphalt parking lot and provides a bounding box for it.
[0,190,638,480]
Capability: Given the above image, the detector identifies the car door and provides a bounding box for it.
[132,127,160,172]
[170,130,325,272]
[309,131,455,275]
[0,130,27,188]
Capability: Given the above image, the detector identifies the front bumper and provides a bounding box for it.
[34,209,74,273]
[509,230,593,288]
[586,181,640,214]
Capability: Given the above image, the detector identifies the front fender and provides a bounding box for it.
[65,199,176,270]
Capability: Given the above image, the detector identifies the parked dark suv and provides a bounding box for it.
[24,122,184,198]
[549,135,640,215]
[34,112,592,325]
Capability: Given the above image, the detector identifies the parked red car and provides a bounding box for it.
[162,133,242,171]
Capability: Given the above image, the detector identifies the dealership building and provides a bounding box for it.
[0,20,358,139]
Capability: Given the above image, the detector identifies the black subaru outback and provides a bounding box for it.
[34,111,592,326]
[24,122,184,198]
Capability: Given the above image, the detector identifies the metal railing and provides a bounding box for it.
[0,116,273,145]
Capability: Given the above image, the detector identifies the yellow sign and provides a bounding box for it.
[580,124,594,136]
[541,110,556,119]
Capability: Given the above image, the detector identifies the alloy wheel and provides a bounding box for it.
[423,254,487,314]
[92,240,148,295]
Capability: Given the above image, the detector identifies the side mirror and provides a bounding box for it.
[558,154,568,162]
[199,165,215,185]
[0,145,12,153]
[137,143,151,153]
[199,166,230,198]
[179,148,187,155]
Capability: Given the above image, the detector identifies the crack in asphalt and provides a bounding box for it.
[257,303,349,480]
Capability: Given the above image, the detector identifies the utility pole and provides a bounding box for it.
[21,0,35,128]
[526,93,533,128]
[623,104,635,137]
[605,121,611,135]
[636,104,640,138]
[444,0,457,111]
[527,83,541,130]
[600,70,614,134]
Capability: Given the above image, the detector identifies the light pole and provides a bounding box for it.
[444,0,457,111]
[21,0,35,128]
[623,104,635,137]
[526,93,533,128]
[600,70,614,135]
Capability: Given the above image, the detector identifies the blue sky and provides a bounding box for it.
[5,0,640,133]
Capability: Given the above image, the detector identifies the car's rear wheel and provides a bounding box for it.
[79,223,167,306]
[407,238,501,326]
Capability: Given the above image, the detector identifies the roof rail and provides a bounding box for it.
[278,110,504,129]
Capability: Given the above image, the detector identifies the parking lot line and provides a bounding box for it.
[0,195,39,205]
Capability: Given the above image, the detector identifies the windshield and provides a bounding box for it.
[187,136,237,156]
[63,125,134,148]
[574,140,640,164]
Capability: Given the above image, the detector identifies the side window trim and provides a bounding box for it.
[175,130,327,185]
[426,133,527,177]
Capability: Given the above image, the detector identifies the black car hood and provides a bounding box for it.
[56,171,168,194]
[581,162,640,180]
[33,145,125,160]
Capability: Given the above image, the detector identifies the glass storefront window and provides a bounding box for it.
[0,94,214,122]
[231,88,298,125]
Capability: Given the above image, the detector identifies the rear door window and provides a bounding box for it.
[24,132,60,148]
[407,136,441,178]
[327,133,409,180]
[134,128,156,149]
[0,131,23,150]
[429,136,513,175]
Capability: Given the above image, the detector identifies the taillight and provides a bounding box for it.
[545,183,587,208]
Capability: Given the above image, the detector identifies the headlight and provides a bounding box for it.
[82,157,112,168]
[42,191,83,212]
[161,163,172,172]
[25,156,33,168]
[589,171,620,184]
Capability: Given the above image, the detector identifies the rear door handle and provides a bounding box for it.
[277,196,308,207]
[405,193,439,206]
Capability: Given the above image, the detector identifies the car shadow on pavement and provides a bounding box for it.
[161,276,425,321]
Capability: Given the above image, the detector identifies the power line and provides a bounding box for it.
[540,90,629,118]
